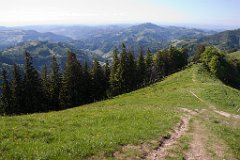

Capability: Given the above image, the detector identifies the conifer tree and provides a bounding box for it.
[11,64,23,114]
[104,60,110,96]
[60,51,83,108]
[125,49,136,91]
[109,47,120,96]
[136,48,146,87]
[145,48,153,83]
[41,65,51,110]
[116,43,128,93]
[23,52,43,113]
[49,56,61,110]
[82,62,91,103]
[91,59,105,100]
[0,69,11,114]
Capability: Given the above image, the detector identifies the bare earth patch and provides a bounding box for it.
[113,107,196,160]
[146,115,191,160]
[185,120,211,160]
[214,110,240,119]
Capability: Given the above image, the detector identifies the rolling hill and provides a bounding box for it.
[0,29,72,50]
[18,23,216,58]
[0,41,103,71]
[0,64,239,159]
[196,28,240,52]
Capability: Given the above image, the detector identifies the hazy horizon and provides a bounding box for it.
[0,0,240,30]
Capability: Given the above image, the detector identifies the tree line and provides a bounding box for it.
[0,44,188,115]
[194,45,240,88]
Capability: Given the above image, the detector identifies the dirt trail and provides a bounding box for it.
[185,120,211,160]
[146,115,191,160]
[189,90,240,119]
[113,108,195,160]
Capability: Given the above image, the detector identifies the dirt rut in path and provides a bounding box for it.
[185,120,211,160]
[146,114,192,160]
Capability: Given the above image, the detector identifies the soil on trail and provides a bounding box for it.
[113,108,195,160]
[146,115,190,160]
[185,120,211,160]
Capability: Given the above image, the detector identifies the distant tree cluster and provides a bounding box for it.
[0,44,188,115]
[200,46,240,88]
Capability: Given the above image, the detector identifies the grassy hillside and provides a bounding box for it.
[0,64,239,159]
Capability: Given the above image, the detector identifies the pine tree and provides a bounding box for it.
[23,52,44,113]
[125,49,136,91]
[145,48,153,83]
[104,60,110,96]
[41,65,51,110]
[136,48,146,87]
[49,56,62,110]
[116,43,128,93]
[11,64,23,114]
[109,47,120,96]
[60,51,83,108]
[0,69,11,114]
[82,62,91,103]
[91,59,105,101]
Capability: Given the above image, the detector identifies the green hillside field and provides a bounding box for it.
[0,64,240,159]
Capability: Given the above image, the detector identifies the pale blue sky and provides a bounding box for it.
[0,0,239,29]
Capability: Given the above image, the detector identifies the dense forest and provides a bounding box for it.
[0,44,188,115]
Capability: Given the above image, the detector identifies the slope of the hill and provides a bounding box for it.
[0,41,102,71]
[0,64,239,159]
[197,28,240,51]
[0,29,72,50]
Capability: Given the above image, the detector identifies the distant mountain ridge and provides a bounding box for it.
[197,28,240,51]
[0,41,102,71]
[66,23,216,58]
[0,29,72,50]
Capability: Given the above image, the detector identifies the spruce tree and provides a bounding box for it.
[60,51,83,108]
[116,43,128,93]
[11,64,23,114]
[145,48,153,83]
[91,59,105,101]
[125,49,136,91]
[0,69,11,114]
[41,65,51,110]
[109,47,120,96]
[49,56,61,110]
[136,48,146,87]
[23,52,44,113]
[82,62,91,103]
[104,60,110,96]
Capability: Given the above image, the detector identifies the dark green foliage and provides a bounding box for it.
[41,65,51,109]
[136,48,146,87]
[0,44,190,115]
[193,45,205,62]
[104,60,111,96]
[145,48,153,83]
[82,62,91,103]
[125,49,137,91]
[11,64,23,114]
[0,69,11,114]
[155,47,188,78]
[109,47,120,96]
[60,51,83,108]
[49,56,62,110]
[23,52,44,113]
[116,43,129,93]
[91,59,106,101]
[201,47,240,88]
